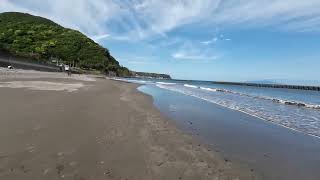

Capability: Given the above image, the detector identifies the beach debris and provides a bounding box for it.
[157,161,165,166]
[56,164,64,175]
[20,165,30,173]
[263,153,270,158]
[26,145,35,153]
[104,169,112,177]
[43,168,51,175]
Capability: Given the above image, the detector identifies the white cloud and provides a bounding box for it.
[0,0,122,37]
[132,0,220,35]
[0,0,220,40]
[172,52,218,60]
[201,37,218,45]
[172,42,219,61]
[91,34,110,42]
[201,34,231,45]
[1,0,320,41]
[211,0,320,32]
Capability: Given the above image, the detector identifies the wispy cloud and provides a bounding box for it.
[201,34,231,45]
[91,34,110,42]
[1,0,320,40]
[211,0,320,32]
[172,42,219,61]
[172,52,218,61]
[201,37,218,45]
[0,0,120,37]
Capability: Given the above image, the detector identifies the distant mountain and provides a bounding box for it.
[132,71,171,79]
[0,12,130,76]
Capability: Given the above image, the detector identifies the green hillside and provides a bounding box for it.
[0,12,130,76]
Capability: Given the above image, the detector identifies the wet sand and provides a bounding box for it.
[0,70,259,180]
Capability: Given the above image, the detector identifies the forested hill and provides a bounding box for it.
[0,12,130,76]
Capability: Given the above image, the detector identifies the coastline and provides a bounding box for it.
[0,69,259,180]
[138,84,320,180]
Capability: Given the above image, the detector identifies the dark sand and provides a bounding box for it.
[0,72,259,180]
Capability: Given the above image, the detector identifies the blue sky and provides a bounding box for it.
[1,0,320,84]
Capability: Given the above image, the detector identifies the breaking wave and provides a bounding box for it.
[197,86,320,110]
[184,84,198,88]
[156,82,176,85]
[156,83,320,138]
[114,78,320,110]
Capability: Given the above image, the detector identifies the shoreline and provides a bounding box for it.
[0,69,259,180]
[138,84,320,180]
[116,77,320,139]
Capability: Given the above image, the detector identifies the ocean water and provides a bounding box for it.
[114,78,320,138]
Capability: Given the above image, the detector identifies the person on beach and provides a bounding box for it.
[64,64,71,76]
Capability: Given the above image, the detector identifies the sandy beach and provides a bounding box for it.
[0,69,259,180]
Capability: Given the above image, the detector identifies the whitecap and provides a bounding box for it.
[184,84,198,88]
[200,87,217,92]
[156,82,176,85]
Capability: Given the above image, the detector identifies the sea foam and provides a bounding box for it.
[155,82,320,138]
[156,82,176,85]
[184,84,198,88]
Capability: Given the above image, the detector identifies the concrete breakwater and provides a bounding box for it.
[212,81,320,91]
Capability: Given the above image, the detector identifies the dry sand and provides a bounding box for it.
[0,69,260,180]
